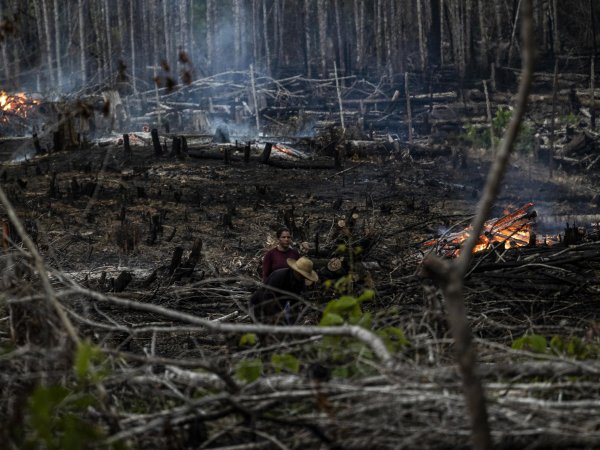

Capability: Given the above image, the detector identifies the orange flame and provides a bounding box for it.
[0,91,39,119]
[423,203,543,257]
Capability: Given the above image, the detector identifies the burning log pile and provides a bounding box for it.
[0,91,41,135]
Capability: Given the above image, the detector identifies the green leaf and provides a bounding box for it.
[356,289,375,303]
[332,365,350,379]
[356,311,372,329]
[271,353,300,374]
[319,312,344,327]
[235,359,263,383]
[239,333,257,346]
[336,244,347,254]
[28,385,70,444]
[378,327,409,352]
[512,334,546,354]
[74,341,102,382]
[566,337,584,358]
[550,335,564,354]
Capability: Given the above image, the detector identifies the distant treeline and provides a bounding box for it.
[0,0,597,93]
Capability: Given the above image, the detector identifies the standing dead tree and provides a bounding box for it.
[422,1,535,449]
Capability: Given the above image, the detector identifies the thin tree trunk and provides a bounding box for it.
[334,0,344,74]
[129,0,136,92]
[0,2,9,84]
[278,0,285,65]
[262,0,271,75]
[53,0,62,88]
[465,0,473,71]
[591,0,597,129]
[250,64,260,133]
[440,0,445,66]
[384,0,392,78]
[304,0,312,77]
[78,0,86,86]
[508,0,523,65]
[550,58,559,178]
[552,0,559,56]
[233,0,242,69]
[317,0,327,77]
[41,0,55,88]
[375,0,383,71]
[207,0,216,73]
[163,0,171,70]
[405,72,413,144]
[334,61,345,130]
[591,57,596,129]
[103,0,113,81]
[417,0,426,72]
[179,0,188,73]
[354,0,365,73]
[494,0,503,66]
[252,0,259,68]
[116,0,124,57]
[477,0,488,72]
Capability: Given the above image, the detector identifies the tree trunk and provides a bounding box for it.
[179,0,188,73]
[552,0,559,56]
[0,2,9,84]
[252,0,259,68]
[78,0,86,86]
[206,0,216,74]
[303,0,312,77]
[439,0,445,66]
[333,0,344,73]
[477,0,489,72]
[317,0,328,77]
[129,0,136,92]
[354,0,365,73]
[375,0,383,72]
[53,0,62,88]
[383,0,392,78]
[262,0,271,75]
[104,0,113,80]
[233,0,242,69]
[417,0,427,72]
[41,0,55,88]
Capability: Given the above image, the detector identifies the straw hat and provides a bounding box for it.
[287,257,319,284]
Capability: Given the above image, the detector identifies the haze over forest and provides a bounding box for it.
[0,0,597,94]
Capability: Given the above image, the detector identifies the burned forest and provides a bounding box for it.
[2,0,600,449]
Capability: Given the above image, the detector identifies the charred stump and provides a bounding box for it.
[151,128,163,156]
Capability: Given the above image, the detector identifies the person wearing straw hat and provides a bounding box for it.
[250,256,319,325]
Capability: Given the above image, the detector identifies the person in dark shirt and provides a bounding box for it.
[261,227,300,283]
[250,257,319,325]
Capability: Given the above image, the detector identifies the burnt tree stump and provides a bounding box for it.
[244,143,251,163]
[123,133,131,160]
[261,142,272,164]
[113,271,133,292]
[170,136,181,158]
[168,246,184,275]
[151,128,163,156]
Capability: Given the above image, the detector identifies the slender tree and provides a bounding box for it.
[317,0,327,77]
[0,2,10,85]
[78,0,86,86]
[207,0,217,73]
[53,0,63,88]
[304,0,312,77]
[262,0,271,75]
[129,0,136,92]
[233,0,243,69]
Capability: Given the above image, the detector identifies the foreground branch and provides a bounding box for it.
[422,2,535,449]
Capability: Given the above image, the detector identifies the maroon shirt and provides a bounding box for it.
[262,247,300,283]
